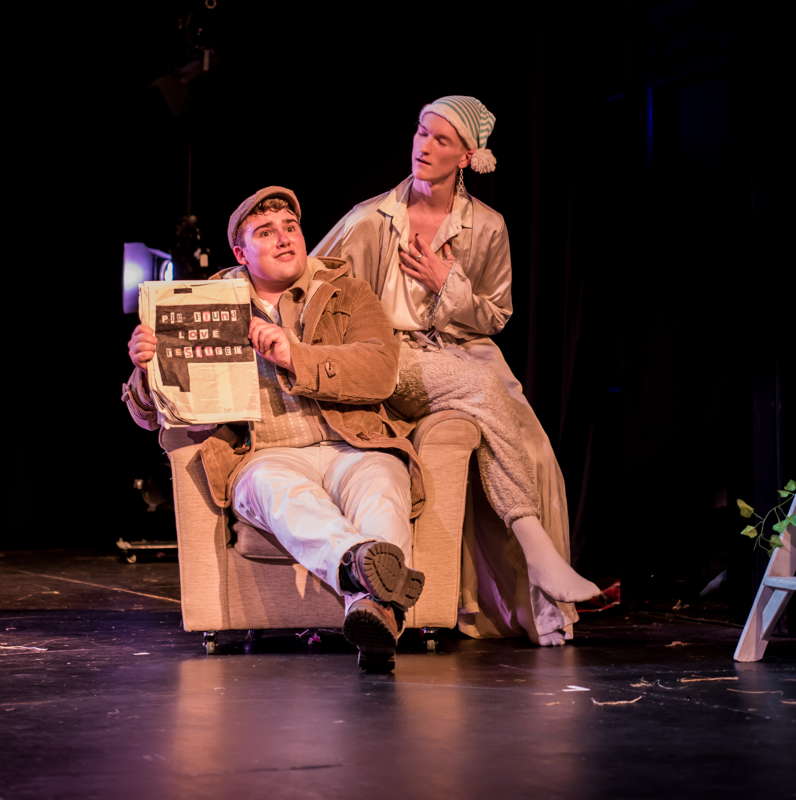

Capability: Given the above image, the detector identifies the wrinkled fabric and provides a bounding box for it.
[313,180,577,641]
[391,344,537,526]
[232,442,412,597]
[313,177,512,339]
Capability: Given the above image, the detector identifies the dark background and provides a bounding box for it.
[13,1,790,620]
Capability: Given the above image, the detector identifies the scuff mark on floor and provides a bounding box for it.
[592,695,642,706]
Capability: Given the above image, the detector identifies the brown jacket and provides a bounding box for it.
[123,257,425,516]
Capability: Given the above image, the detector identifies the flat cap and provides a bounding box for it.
[227,186,302,250]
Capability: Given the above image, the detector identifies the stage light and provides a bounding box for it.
[160,259,175,281]
[122,242,173,314]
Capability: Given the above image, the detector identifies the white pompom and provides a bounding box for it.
[470,148,497,174]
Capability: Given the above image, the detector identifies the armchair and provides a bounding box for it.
[160,410,480,652]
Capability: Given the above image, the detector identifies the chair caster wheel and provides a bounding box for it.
[421,627,439,652]
[203,632,218,655]
[244,629,258,654]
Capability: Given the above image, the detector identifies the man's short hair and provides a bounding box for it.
[233,196,296,248]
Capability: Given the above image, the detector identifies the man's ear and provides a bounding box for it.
[232,244,247,266]
[459,149,474,169]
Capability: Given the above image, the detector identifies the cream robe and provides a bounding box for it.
[312,177,577,640]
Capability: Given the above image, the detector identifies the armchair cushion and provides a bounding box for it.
[232,519,294,561]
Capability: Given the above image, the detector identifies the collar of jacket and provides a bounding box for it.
[210,256,349,288]
[210,256,350,345]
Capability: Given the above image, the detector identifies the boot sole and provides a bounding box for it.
[357,542,425,611]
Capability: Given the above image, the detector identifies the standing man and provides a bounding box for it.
[125,186,424,671]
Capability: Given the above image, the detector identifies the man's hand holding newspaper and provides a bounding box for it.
[136,279,263,428]
[129,324,157,371]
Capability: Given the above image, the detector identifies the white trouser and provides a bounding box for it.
[231,442,413,602]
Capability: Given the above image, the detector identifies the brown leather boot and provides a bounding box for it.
[340,541,425,611]
[343,596,403,673]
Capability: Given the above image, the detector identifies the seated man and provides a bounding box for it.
[124,185,425,671]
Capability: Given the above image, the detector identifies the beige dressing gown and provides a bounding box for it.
[312,177,577,640]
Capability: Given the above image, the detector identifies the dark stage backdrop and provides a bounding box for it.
[14,3,789,617]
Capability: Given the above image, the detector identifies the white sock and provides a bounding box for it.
[511,515,600,603]
[538,630,567,647]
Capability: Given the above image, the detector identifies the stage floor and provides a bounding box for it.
[2,550,794,799]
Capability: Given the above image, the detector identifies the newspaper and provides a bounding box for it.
[139,279,261,427]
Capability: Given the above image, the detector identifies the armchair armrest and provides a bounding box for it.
[160,427,232,631]
[407,410,481,628]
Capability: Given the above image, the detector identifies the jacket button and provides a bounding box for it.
[324,360,337,378]
[357,432,370,440]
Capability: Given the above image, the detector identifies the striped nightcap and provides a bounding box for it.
[419,95,497,173]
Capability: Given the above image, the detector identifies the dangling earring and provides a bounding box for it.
[457,168,466,196]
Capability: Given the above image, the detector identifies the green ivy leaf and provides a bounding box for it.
[737,499,754,518]
[778,515,796,531]
[740,525,758,538]
[772,519,788,534]
[768,535,783,548]
[785,479,796,492]
[778,490,792,498]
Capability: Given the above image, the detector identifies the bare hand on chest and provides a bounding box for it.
[399,208,455,294]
